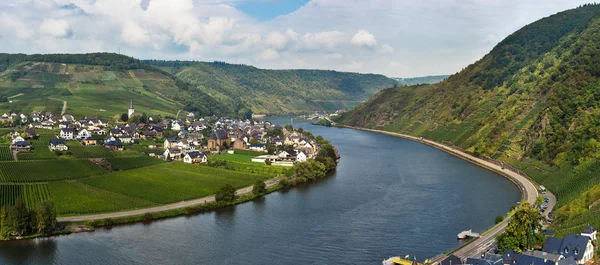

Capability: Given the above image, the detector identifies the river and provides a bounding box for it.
[0,117,520,265]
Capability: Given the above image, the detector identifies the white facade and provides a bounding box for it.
[296,151,307,162]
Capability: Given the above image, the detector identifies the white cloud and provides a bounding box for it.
[121,21,150,45]
[326,53,344,60]
[351,29,377,47]
[0,0,594,77]
[257,48,280,61]
[380,44,394,53]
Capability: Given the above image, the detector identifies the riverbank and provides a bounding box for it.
[343,125,553,263]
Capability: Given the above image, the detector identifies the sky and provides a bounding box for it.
[0,0,593,77]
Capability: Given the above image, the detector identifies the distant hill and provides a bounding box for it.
[338,4,600,234]
[393,75,449,86]
[0,53,399,118]
[145,60,398,114]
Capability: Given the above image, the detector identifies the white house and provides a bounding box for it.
[581,225,597,241]
[171,120,184,131]
[60,128,74,140]
[11,136,25,144]
[249,144,266,152]
[183,151,207,164]
[50,138,68,151]
[296,151,307,162]
[164,148,183,160]
[77,129,91,140]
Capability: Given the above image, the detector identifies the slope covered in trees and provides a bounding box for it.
[145,60,398,114]
[338,4,600,233]
[393,75,449,86]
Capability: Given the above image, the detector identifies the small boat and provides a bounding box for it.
[383,256,423,265]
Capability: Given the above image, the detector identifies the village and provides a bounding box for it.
[3,99,325,166]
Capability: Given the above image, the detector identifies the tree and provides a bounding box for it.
[495,215,504,224]
[140,112,148,123]
[3,200,32,237]
[215,184,236,202]
[284,124,294,131]
[120,113,129,122]
[294,160,327,180]
[496,203,546,252]
[35,200,57,233]
[253,180,267,195]
[278,178,291,189]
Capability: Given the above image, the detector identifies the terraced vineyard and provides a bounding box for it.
[0,160,104,183]
[0,184,50,208]
[106,156,164,171]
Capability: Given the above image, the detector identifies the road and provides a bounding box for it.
[57,179,280,222]
[345,126,556,262]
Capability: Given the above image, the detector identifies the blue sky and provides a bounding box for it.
[236,0,310,21]
[0,0,593,77]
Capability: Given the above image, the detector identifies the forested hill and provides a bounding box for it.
[393,75,449,86]
[144,60,398,114]
[338,4,600,234]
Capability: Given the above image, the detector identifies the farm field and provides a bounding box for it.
[0,184,50,208]
[81,163,268,205]
[0,160,104,183]
[105,156,164,171]
[66,141,114,158]
[48,181,157,216]
[0,146,13,161]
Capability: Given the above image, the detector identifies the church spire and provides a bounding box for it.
[129,99,134,109]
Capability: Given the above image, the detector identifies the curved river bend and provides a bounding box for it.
[0,118,520,265]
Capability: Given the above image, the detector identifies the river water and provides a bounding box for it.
[0,117,520,265]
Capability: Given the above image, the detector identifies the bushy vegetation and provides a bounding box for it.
[496,203,546,253]
[338,4,600,234]
[0,199,57,239]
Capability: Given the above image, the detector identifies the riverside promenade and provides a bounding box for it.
[345,126,555,263]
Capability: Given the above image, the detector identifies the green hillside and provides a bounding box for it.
[145,60,398,114]
[338,4,600,234]
[0,53,240,118]
[393,75,449,86]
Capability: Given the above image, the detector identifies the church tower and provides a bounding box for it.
[128,99,135,118]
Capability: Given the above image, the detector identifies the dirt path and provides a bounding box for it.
[49,98,67,115]
[344,126,555,262]
[12,151,18,161]
[8,93,24,99]
[56,179,280,222]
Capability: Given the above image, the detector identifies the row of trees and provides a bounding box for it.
[0,200,57,239]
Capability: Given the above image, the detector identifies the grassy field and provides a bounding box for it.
[210,153,291,177]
